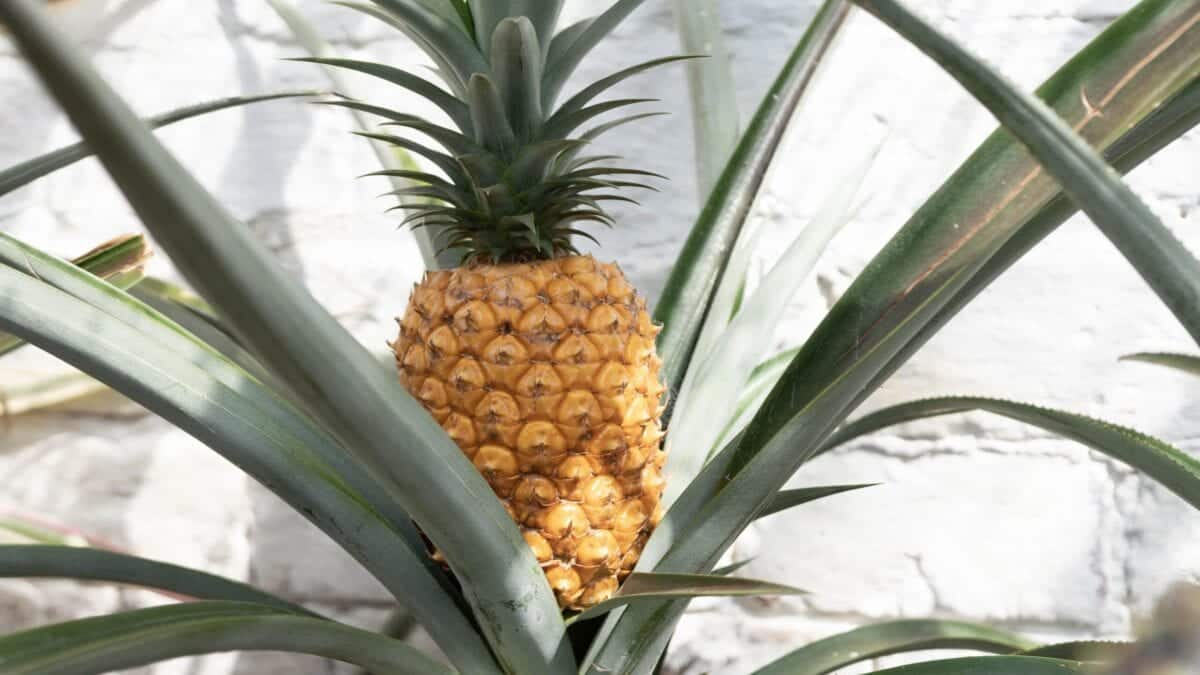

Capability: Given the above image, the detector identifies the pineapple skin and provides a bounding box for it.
[393,255,667,610]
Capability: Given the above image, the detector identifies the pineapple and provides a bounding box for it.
[396,257,666,609]
[306,2,677,609]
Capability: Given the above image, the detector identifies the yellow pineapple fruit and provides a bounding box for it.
[393,256,666,609]
[308,2,683,608]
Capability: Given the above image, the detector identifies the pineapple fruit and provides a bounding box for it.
[395,257,666,609]
[305,2,678,609]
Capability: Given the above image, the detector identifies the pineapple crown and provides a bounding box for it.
[301,1,690,264]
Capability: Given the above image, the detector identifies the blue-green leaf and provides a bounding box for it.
[855,0,1200,347]
[1120,352,1200,377]
[0,91,317,198]
[542,0,650,108]
[568,572,806,625]
[750,619,1036,675]
[870,656,1089,674]
[673,0,740,198]
[0,602,451,675]
[758,484,878,520]
[653,0,850,405]
[0,545,313,616]
[0,234,149,358]
[0,234,492,673]
[820,396,1200,510]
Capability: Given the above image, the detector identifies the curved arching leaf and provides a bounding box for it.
[0,234,149,358]
[568,572,806,625]
[369,0,488,87]
[0,234,492,674]
[542,0,650,108]
[870,656,1089,674]
[819,396,1200,511]
[288,57,471,131]
[0,91,318,198]
[855,0,1200,347]
[750,619,1035,675]
[758,483,878,520]
[1021,641,1133,662]
[0,602,452,675]
[0,545,313,616]
[1120,352,1200,377]
[850,78,1200,443]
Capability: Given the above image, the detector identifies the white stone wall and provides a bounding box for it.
[2,1,1198,673]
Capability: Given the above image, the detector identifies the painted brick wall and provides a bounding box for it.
[1,1,1198,673]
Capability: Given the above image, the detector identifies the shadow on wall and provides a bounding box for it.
[215,0,313,279]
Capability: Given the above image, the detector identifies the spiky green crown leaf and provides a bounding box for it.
[301,0,685,264]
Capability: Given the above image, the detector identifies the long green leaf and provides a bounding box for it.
[711,559,755,576]
[673,0,740,198]
[819,397,1200,513]
[856,0,1200,347]
[292,58,472,131]
[568,572,806,625]
[750,619,1035,675]
[653,0,850,407]
[870,656,1089,674]
[664,138,875,506]
[132,275,218,318]
[758,483,877,520]
[0,234,149,358]
[0,545,313,616]
[715,347,801,448]
[371,0,489,86]
[1121,351,1200,377]
[586,2,1200,671]
[838,42,1200,438]
[0,235,492,674]
[542,0,650,109]
[331,1,469,97]
[0,602,452,675]
[0,91,317,198]
[264,0,451,269]
[1022,641,1132,661]
[130,284,269,383]
[0,3,569,672]
[124,276,281,387]
[686,217,761,395]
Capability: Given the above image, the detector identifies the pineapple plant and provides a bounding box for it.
[307,3,683,609]
[0,0,1199,673]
